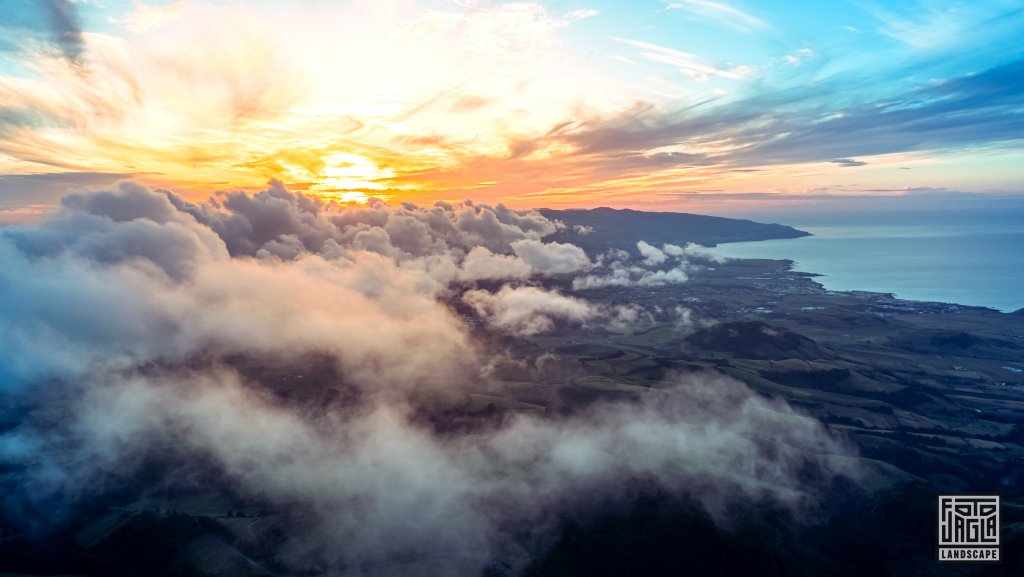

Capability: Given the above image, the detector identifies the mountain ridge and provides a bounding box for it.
[539,206,810,252]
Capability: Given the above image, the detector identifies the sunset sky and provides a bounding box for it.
[1,0,1022,217]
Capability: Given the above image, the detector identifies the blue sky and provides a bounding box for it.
[0,0,1022,215]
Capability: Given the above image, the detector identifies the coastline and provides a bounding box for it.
[712,228,1024,313]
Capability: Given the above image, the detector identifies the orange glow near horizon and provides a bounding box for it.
[2,1,1023,214]
[0,2,802,210]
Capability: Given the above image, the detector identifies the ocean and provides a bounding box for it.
[711,213,1024,313]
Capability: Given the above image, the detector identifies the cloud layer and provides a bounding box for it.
[0,181,862,572]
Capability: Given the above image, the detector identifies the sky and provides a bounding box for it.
[1,0,1023,217]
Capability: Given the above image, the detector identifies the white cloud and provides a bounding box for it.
[463,285,596,336]
[458,246,532,281]
[783,47,815,66]
[637,239,667,265]
[563,8,599,23]
[572,241,696,289]
[615,37,754,82]
[661,0,768,32]
[510,238,592,274]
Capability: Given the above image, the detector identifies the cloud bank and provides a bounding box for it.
[0,181,863,572]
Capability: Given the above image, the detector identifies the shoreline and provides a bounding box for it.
[713,232,1023,314]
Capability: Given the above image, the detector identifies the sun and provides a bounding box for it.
[305,152,395,204]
